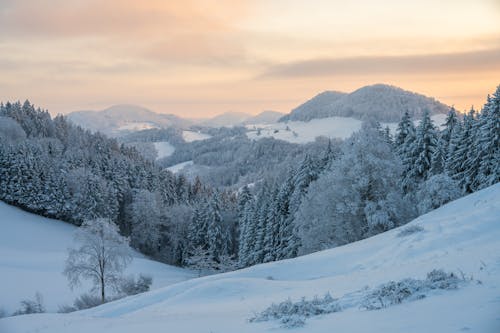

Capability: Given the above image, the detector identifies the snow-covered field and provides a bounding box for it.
[182,130,211,142]
[117,122,160,132]
[153,141,175,159]
[247,114,447,144]
[2,183,499,332]
[0,203,195,314]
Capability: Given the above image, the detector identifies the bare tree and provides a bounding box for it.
[63,218,132,303]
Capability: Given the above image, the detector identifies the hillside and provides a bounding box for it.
[280,84,450,122]
[67,105,190,137]
[200,111,251,127]
[3,183,499,332]
[242,111,285,125]
[0,202,195,314]
[247,113,447,144]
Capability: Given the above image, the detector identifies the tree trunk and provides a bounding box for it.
[101,275,105,303]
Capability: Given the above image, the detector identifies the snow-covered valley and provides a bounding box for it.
[2,183,499,332]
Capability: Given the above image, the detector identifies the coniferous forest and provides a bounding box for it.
[0,85,498,272]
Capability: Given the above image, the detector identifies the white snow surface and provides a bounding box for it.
[182,130,212,142]
[2,183,500,332]
[0,203,195,314]
[247,114,447,144]
[152,141,175,159]
[166,160,194,173]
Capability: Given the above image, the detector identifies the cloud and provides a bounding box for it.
[260,48,500,78]
[0,0,253,66]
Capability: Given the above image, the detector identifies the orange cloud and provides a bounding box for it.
[260,48,500,78]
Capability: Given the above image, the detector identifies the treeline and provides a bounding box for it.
[0,85,497,273]
[237,86,499,266]
[0,101,237,266]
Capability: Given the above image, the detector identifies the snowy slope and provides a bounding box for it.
[182,130,212,142]
[247,114,447,144]
[166,160,194,173]
[0,202,195,314]
[3,183,500,332]
[153,141,175,159]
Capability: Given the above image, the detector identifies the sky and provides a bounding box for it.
[0,0,499,117]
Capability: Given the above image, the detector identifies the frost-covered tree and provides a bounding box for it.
[130,190,162,256]
[415,174,462,215]
[63,218,132,303]
[447,109,476,191]
[402,110,438,192]
[473,88,500,189]
[296,121,411,255]
[395,110,415,148]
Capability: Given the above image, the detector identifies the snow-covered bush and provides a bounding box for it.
[12,292,45,316]
[397,225,424,237]
[361,269,462,310]
[0,307,7,318]
[73,293,104,310]
[416,174,462,215]
[119,274,153,296]
[250,293,341,328]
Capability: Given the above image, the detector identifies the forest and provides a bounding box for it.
[0,85,498,272]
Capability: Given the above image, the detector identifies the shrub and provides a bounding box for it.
[361,269,463,310]
[119,274,153,296]
[73,293,104,310]
[12,292,45,316]
[250,293,341,328]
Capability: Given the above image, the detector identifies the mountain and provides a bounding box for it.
[242,110,285,125]
[280,91,347,122]
[67,104,191,137]
[280,84,450,122]
[3,183,499,332]
[200,111,252,127]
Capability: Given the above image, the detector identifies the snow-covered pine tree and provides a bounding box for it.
[474,87,500,189]
[448,108,476,192]
[431,107,459,175]
[402,110,438,191]
[395,110,415,148]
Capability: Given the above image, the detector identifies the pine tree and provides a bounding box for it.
[402,110,438,191]
[448,108,476,192]
[472,88,500,189]
[395,110,415,148]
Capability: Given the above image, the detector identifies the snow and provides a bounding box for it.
[152,141,175,159]
[0,202,195,314]
[2,183,500,332]
[166,160,194,173]
[117,122,160,132]
[246,114,447,144]
[182,130,211,142]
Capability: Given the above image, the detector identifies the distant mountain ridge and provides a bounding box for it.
[67,104,191,137]
[280,84,450,122]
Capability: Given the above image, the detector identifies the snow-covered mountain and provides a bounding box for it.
[280,84,450,122]
[200,111,252,127]
[280,91,347,122]
[67,105,191,137]
[242,111,285,125]
[0,202,195,314]
[3,183,499,332]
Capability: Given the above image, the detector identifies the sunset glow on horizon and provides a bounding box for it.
[1,0,499,117]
